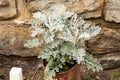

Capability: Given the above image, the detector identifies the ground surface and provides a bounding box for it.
[0,54,120,80]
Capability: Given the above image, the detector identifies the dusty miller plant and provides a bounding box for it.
[24,5,103,80]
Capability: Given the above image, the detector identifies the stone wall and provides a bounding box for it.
[0,0,120,22]
[0,0,120,80]
[0,0,120,71]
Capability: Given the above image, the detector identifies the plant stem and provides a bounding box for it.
[56,73,60,80]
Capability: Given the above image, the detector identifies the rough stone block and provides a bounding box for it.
[27,0,104,19]
[104,0,120,23]
[0,24,38,57]
[0,0,17,20]
[87,27,120,54]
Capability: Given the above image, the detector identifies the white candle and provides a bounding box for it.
[9,67,23,80]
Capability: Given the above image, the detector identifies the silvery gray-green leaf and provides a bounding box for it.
[24,38,41,48]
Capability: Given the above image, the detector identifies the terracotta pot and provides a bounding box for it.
[42,60,81,80]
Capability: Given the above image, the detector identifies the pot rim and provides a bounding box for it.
[57,64,80,75]
[42,59,80,75]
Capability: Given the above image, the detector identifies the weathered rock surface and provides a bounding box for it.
[0,23,38,57]
[104,0,120,23]
[0,0,17,20]
[15,0,32,22]
[96,52,120,70]
[87,27,120,55]
[27,0,104,18]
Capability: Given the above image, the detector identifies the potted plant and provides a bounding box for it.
[24,6,103,80]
